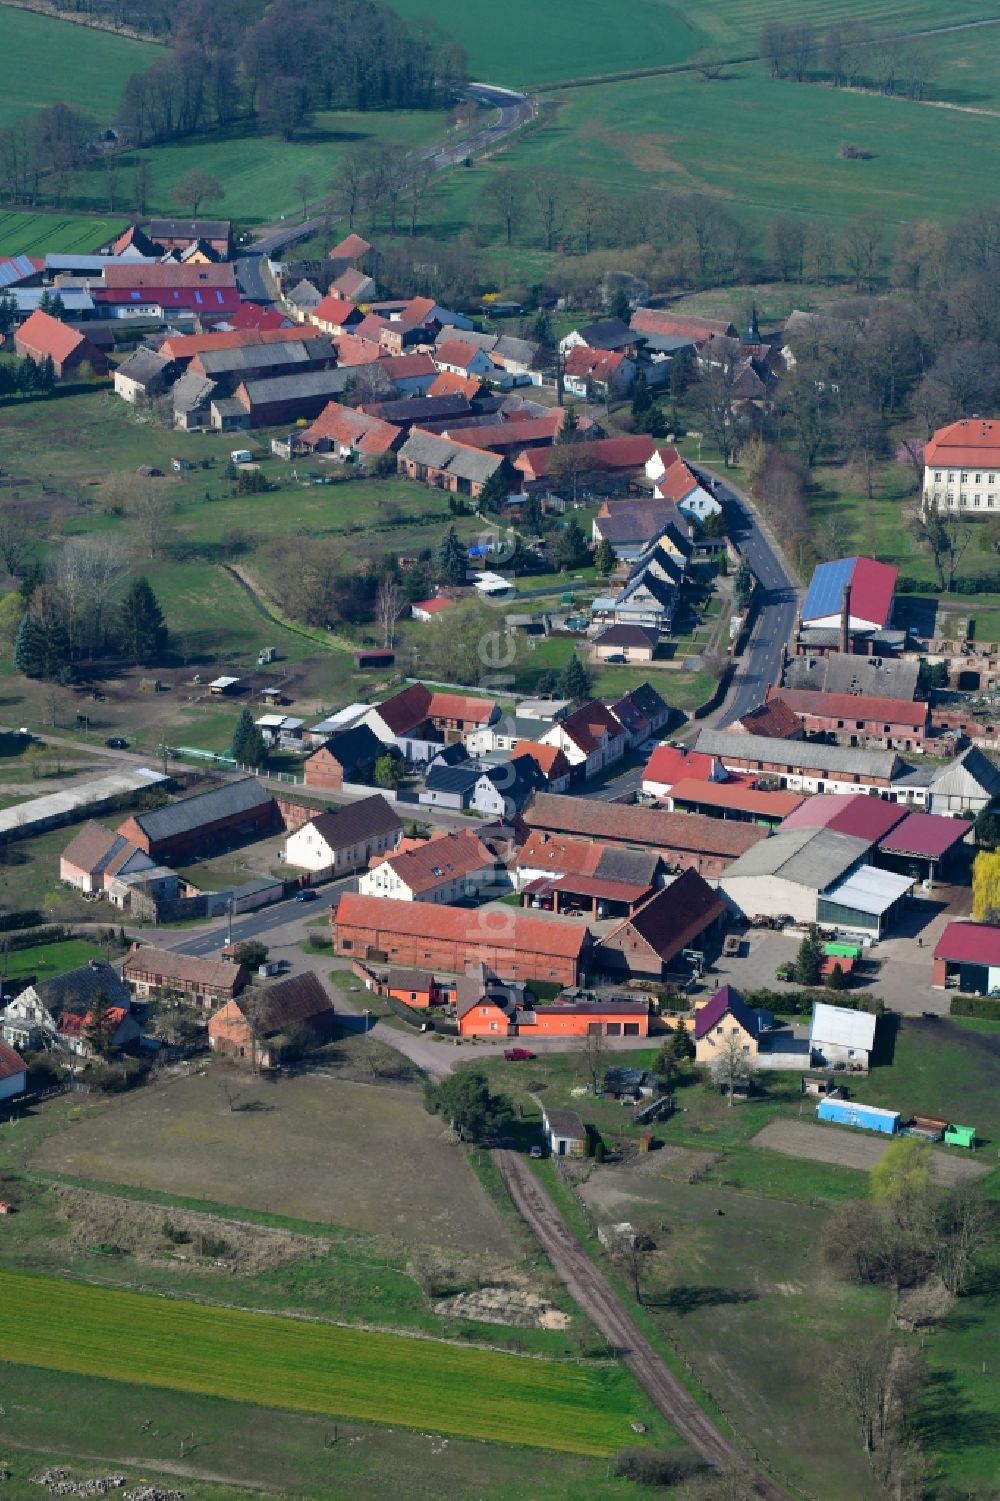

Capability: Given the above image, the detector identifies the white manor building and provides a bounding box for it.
[922,419,1000,514]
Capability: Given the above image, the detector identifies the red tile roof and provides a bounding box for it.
[736,698,802,740]
[373,683,433,735]
[224,303,288,330]
[429,691,497,725]
[452,415,560,452]
[769,686,929,729]
[402,296,437,324]
[933,920,1000,965]
[429,370,483,399]
[102,263,235,289]
[605,869,726,962]
[412,596,454,615]
[556,700,627,756]
[15,308,86,365]
[643,744,717,789]
[334,891,589,958]
[563,346,627,381]
[302,400,401,454]
[330,233,372,260]
[631,308,735,341]
[517,434,657,481]
[669,778,804,818]
[435,339,492,371]
[312,294,360,327]
[378,829,495,894]
[335,333,383,366]
[923,419,1000,470]
[654,458,700,503]
[512,741,571,782]
[526,792,767,859]
[160,326,320,360]
[380,352,436,381]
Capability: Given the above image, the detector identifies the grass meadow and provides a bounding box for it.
[0,210,127,257]
[0,6,156,129]
[0,1269,644,1455]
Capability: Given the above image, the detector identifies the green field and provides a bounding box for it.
[0,6,156,128]
[0,1270,642,1455]
[1,938,109,982]
[0,210,127,257]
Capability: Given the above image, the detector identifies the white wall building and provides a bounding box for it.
[922,418,1000,515]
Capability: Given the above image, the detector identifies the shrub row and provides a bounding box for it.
[950,994,1000,1020]
[0,910,44,932]
[743,986,884,1018]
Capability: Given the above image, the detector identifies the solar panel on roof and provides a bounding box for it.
[802,557,856,622]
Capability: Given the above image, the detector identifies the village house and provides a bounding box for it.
[810,1002,877,1072]
[593,624,659,664]
[538,699,628,782]
[381,967,441,1008]
[433,339,498,380]
[454,968,649,1039]
[0,1041,27,1103]
[122,944,248,1009]
[309,294,364,336]
[597,870,727,980]
[693,985,762,1066]
[303,725,385,791]
[729,698,803,740]
[358,828,500,903]
[609,682,672,747]
[1,961,138,1058]
[159,326,324,367]
[411,596,455,623]
[117,779,279,862]
[93,262,240,322]
[359,684,499,758]
[329,266,376,303]
[559,318,639,357]
[470,756,547,818]
[506,741,572,792]
[692,729,906,800]
[591,495,692,563]
[641,744,720,799]
[517,830,661,919]
[208,971,336,1068]
[283,794,403,875]
[515,435,658,493]
[563,346,635,399]
[332,892,591,986]
[14,308,108,378]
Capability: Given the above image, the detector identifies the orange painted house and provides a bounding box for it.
[456,994,649,1039]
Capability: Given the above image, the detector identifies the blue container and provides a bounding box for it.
[817,1099,899,1135]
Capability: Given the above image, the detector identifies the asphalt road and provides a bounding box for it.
[170,873,358,957]
[702,470,799,727]
[235,82,531,305]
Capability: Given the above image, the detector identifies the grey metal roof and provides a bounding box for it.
[241,368,353,404]
[197,340,329,377]
[399,430,502,484]
[286,279,323,306]
[147,218,231,239]
[494,335,538,366]
[930,746,1000,798]
[32,960,132,1020]
[695,729,899,779]
[595,847,661,886]
[424,763,481,794]
[133,778,274,841]
[13,289,94,313]
[45,254,158,272]
[721,826,869,888]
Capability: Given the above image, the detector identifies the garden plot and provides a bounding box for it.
[752,1119,988,1184]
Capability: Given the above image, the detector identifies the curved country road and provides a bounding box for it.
[496,1151,792,1500]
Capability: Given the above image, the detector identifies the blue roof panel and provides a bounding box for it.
[802,557,857,622]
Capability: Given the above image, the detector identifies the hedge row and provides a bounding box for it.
[744,987,884,1018]
[950,994,1000,1020]
[0,910,44,933]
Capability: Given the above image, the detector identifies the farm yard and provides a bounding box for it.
[0,1268,647,1455]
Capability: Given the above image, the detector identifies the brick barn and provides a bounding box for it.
[15,308,108,378]
[208,971,335,1068]
[117,778,279,861]
[332,891,590,986]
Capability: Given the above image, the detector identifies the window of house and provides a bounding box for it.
[341,939,352,951]
[480,1007,489,1016]
[715,1024,724,1035]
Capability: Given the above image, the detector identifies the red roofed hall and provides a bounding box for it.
[14,309,107,378]
[598,869,727,980]
[516,435,657,486]
[224,303,289,331]
[933,921,1000,991]
[665,777,804,828]
[642,744,722,798]
[332,891,590,985]
[730,698,803,740]
[160,326,322,363]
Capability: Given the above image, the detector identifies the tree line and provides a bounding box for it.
[760,20,935,101]
[115,0,467,148]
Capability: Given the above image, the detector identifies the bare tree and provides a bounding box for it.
[492,171,522,248]
[936,1183,991,1295]
[840,214,884,293]
[608,1227,644,1304]
[533,180,565,253]
[331,155,366,231]
[692,51,727,81]
[375,574,402,650]
[127,483,175,560]
[828,1336,894,1454]
[0,511,31,576]
[579,1028,605,1091]
[291,170,315,221]
[710,1030,757,1107]
[406,158,434,237]
[169,168,225,217]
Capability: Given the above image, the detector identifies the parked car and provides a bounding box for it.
[295,889,318,902]
[775,963,795,982]
[504,1047,535,1061]
[105,736,128,749]
[529,1145,544,1158]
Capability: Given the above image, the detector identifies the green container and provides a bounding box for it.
[824,942,861,959]
[944,1123,976,1149]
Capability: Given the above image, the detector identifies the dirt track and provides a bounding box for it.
[496,1151,790,1500]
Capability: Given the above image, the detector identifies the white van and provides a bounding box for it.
[230,448,254,464]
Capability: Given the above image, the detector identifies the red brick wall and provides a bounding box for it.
[118,802,279,860]
[304,747,344,791]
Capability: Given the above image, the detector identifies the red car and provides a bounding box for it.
[503,1047,535,1062]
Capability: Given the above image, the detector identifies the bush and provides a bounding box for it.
[612,1448,703,1486]
[950,994,1000,1020]
[744,986,883,1018]
[162,1219,191,1245]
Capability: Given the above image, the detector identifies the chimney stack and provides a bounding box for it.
[840,583,852,655]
